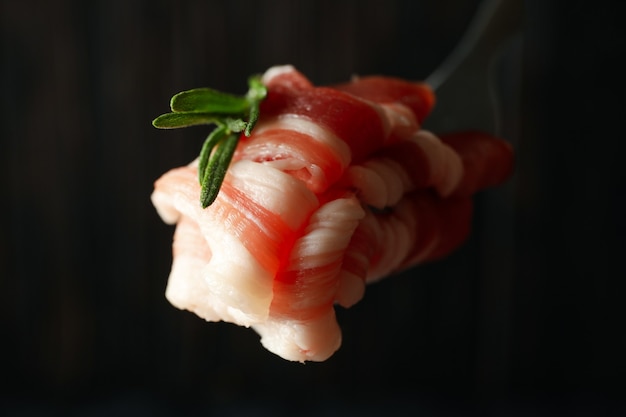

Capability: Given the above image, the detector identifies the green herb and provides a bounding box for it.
[153,76,267,208]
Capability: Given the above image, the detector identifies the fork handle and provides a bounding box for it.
[424,0,524,134]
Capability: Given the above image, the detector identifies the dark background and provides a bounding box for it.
[2,0,625,415]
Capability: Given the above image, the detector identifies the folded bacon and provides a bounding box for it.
[152,65,514,362]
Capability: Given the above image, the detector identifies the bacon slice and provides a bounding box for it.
[339,129,464,209]
[234,117,351,194]
[440,130,515,197]
[151,65,514,362]
[254,195,365,361]
[152,160,319,325]
[257,65,428,164]
[332,74,435,125]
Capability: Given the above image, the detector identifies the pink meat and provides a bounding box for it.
[338,129,464,209]
[332,74,435,125]
[256,66,430,164]
[152,160,319,325]
[440,130,515,197]
[234,117,351,194]
[255,195,365,361]
[152,65,514,362]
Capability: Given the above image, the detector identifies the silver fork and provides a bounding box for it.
[422,0,525,394]
[423,0,524,135]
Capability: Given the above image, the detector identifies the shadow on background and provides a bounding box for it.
[1,1,625,415]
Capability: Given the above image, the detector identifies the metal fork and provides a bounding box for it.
[420,0,525,397]
[423,0,524,135]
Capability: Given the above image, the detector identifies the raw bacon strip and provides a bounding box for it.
[335,209,385,308]
[271,195,364,319]
[364,201,418,282]
[165,215,221,322]
[258,65,432,163]
[152,164,273,324]
[440,130,515,197]
[242,66,433,194]
[332,75,435,125]
[225,160,319,231]
[339,130,464,209]
[333,190,474,295]
[399,192,474,268]
[152,160,319,325]
[377,130,464,197]
[261,65,314,90]
[234,116,351,194]
[258,85,386,163]
[254,196,365,362]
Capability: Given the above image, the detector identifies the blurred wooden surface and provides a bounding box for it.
[1,0,626,415]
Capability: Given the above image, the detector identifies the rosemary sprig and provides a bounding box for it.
[153,76,267,208]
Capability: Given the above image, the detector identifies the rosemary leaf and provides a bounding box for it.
[171,88,248,114]
[198,125,228,184]
[153,74,267,208]
[152,112,218,129]
[200,133,239,208]
[245,76,267,136]
[245,100,261,137]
